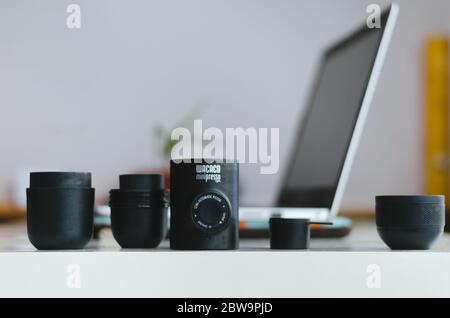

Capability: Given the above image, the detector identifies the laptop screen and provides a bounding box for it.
[278,13,387,208]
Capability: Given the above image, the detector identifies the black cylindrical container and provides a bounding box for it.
[376,195,445,250]
[170,159,239,250]
[110,174,168,248]
[27,172,94,250]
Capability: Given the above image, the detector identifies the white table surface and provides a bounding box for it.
[0,219,449,297]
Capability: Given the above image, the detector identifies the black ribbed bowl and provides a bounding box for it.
[376,195,445,250]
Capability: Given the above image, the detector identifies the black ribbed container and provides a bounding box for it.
[110,174,168,248]
[376,195,445,250]
[27,172,94,250]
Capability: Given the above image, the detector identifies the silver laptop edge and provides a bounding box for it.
[240,4,399,221]
[329,3,399,219]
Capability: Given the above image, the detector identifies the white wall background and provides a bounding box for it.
[0,0,449,209]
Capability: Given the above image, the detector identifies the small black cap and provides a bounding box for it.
[269,218,311,250]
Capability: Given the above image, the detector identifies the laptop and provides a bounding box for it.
[240,4,399,222]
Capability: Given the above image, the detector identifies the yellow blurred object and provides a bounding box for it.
[0,202,26,221]
[425,36,449,204]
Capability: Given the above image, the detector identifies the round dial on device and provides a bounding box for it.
[191,192,231,233]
